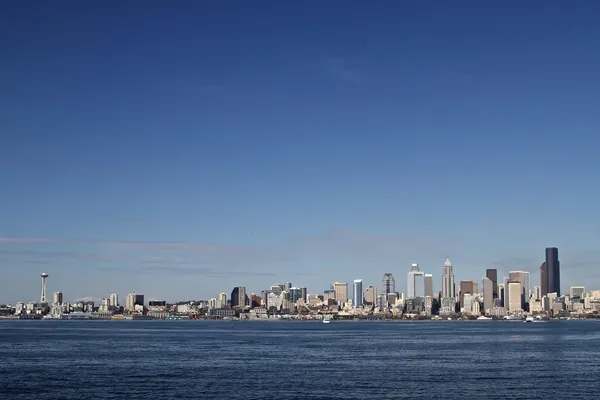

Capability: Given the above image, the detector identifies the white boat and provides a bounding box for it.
[525,316,534,323]
[477,316,492,320]
[322,315,332,324]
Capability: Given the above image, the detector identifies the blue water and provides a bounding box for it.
[1,320,599,399]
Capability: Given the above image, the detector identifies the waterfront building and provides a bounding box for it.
[486,269,498,299]
[382,273,395,296]
[353,279,363,308]
[441,259,455,299]
[333,282,348,305]
[407,264,425,299]
[545,247,560,296]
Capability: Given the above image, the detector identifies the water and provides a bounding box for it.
[1,320,599,399]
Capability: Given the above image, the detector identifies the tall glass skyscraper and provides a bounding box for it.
[382,273,395,296]
[407,264,425,298]
[546,247,560,296]
[486,269,498,299]
[441,259,455,299]
[353,279,363,308]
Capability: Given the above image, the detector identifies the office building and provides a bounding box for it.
[509,271,530,305]
[459,280,476,308]
[365,285,377,304]
[486,269,498,299]
[353,279,363,308]
[382,273,395,296]
[508,282,523,313]
[333,282,348,305]
[126,292,144,311]
[534,286,541,301]
[407,264,425,298]
[230,286,248,308]
[441,259,455,299]
[482,277,493,311]
[109,293,119,307]
[219,292,227,306]
[424,274,433,298]
[540,262,547,296]
[546,247,560,296]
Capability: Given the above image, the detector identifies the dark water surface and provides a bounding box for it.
[1,320,599,399]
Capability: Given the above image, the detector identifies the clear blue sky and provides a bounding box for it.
[2,1,600,303]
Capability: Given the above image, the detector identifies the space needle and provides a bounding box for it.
[40,272,49,304]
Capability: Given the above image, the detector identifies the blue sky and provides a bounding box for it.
[2,1,600,303]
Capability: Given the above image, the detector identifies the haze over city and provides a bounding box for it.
[2,1,600,303]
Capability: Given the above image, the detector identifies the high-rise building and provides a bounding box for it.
[503,277,510,309]
[109,293,119,307]
[53,291,63,306]
[498,283,505,305]
[287,287,302,303]
[509,271,530,304]
[508,282,523,313]
[270,285,283,295]
[382,273,395,296]
[540,262,548,296]
[219,292,228,306]
[459,281,476,308]
[546,247,560,296]
[353,280,363,308]
[365,285,377,304]
[482,277,493,311]
[300,287,307,301]
[230,286,248,308]
[424,274,433,298]
[441,259,455,299]
[486,269,498,299]
[40,273,49,304]
[126,292,144,311]
[333,282,348,304]
[284,282,292,292]
[407,264,425,298]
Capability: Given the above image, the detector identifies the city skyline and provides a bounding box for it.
[2,247,575,306]
[2,2,600,302]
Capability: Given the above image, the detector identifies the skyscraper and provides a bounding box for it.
[509,271,530,305]
[353,280,363,308]
[459,280,475,308]
[546,247,560,296]
[333,282,348,304]
[441,259,455,299]
[365,285,377,304]
[424,274,433,298]
[382,273,396,296]
[109,293,119,307]
[53,291,63,306]
[486,269,498,299]
[482,277,493,311]
[219,292,227,306]
[407,264,425,298]
[230,286,247,308]
[540,262,547,296]
[126,292,144,311]
[508,282,523,313]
